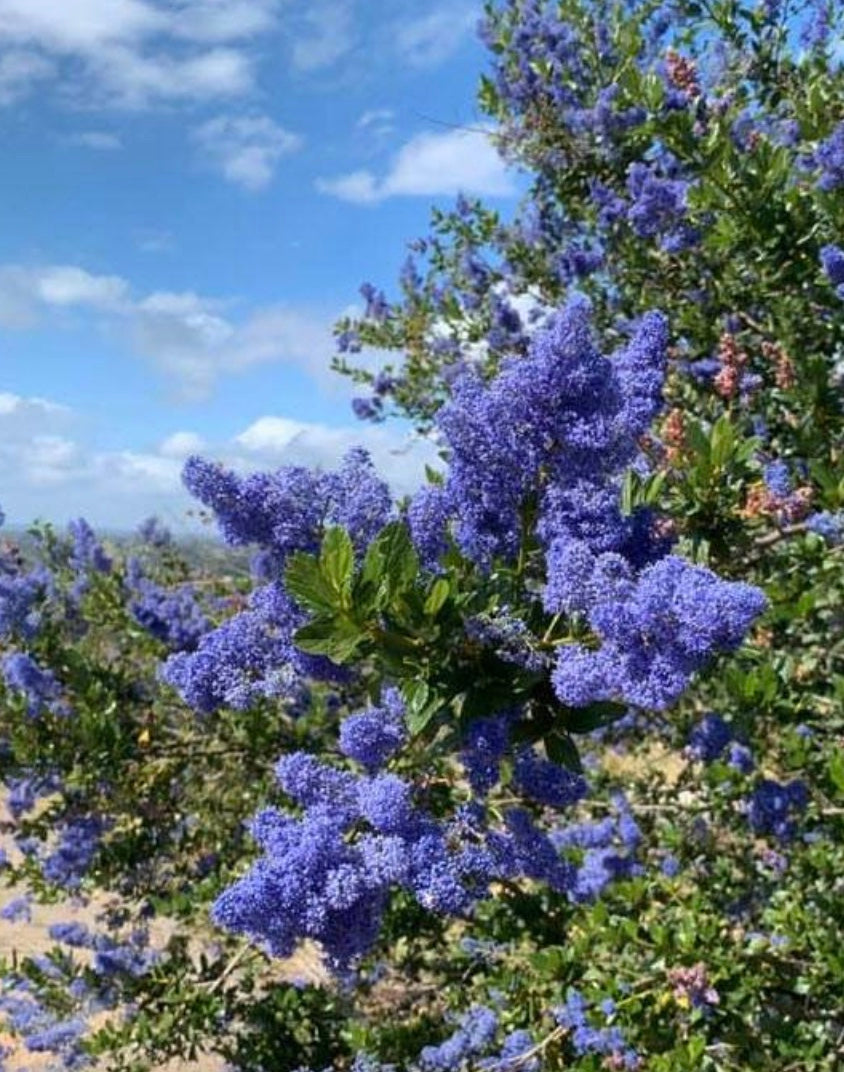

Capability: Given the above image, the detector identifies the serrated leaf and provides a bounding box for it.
[284,553,337,614]
[362,521,419,604]
[293,616,363,663]
[320,526,354,602]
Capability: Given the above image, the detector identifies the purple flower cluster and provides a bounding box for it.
[554,990,640,1068]
[418,295,668,567]
[550,794,642,902]
[213,728,583,969]
[0,565,47,641]
[686,711,750,771]
[67,518,112,575]
[420,1005,499,1070]
[480,0,657,174]
[0,977,88,1068]
[813,123,844,191]
[747,778,808,841]
[687,712,732,762]
[164,449,393,714]
[136,515,173,548]
[820,244,844,298]
[480,0,587,117]
[298,1007,538,1072]
[806,510,844,545]
[339,688,407,771]
[686,712,755,772]
[182,447,392,569]
[126,558,210,652]
[161,582,345,714]
[1,652,66,718]
[465,610,548,671]
[41,815,106,889]
[550,547,766,710]
[460,713,513,796]
[626,162,693,249]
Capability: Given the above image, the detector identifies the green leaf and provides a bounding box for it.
[320,526,354,603]
[423,577,450,617]
[685,418,711,462]
[829,749,844,796]
[544,733,583,773]
[563,701,628,734]
[361,522,419,605]
[293,616,364,663]
[402,678,440,736]
[284,552,337,615]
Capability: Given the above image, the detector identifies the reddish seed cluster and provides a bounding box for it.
[713,333,749,399]
[662,407,686,462]
[741,483,814,522]
[665,49,700,98]
[667,963,720,1008]
[762,341,797,390]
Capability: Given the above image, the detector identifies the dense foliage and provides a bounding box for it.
[0,2,843,1070]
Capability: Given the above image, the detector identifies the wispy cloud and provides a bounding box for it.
[0,389,437,529]
[0,264,129,327]
[0,261,342,399]
[394,7,478,68]
[134,229,175,254]
[288,0,355,71]
[0,49,53,104]
[317,126,516,204]
[67,130,123,150]
[0,0,279,107]
[191,113,302,191]
[355,107,396,146]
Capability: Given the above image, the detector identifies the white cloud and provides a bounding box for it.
[357,108,395,132]
[235,415,313,452]
[0,0,279,107]
[0,391,68,420]
[355,108,396,151]
[35,266,129,309]
[192,114,302,191]
[68,130,123,150]
[0,389,437,530]
[230,414,439,496]
[167,0,279,44]
[317,169,379,203]
[159,431,206,458]
[394,7,477,68]
[0,49,53,104]
[85,43,254,107]
[0,248,376,413]
[0,259,342,399]
[317,127,516,204]
[0,264,130,327]
[289,0,355,71]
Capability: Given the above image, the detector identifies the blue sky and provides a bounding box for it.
[0,0,521,530]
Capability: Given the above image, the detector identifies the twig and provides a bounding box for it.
[482,1025,565,1070]
[205,942,256,995]
[753,523,806,549]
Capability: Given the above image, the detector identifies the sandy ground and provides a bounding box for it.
[0,800,326,1072]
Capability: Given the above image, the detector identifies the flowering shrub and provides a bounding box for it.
[0,1,842,1070]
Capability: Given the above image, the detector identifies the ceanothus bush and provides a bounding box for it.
[0,1,842,1070]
